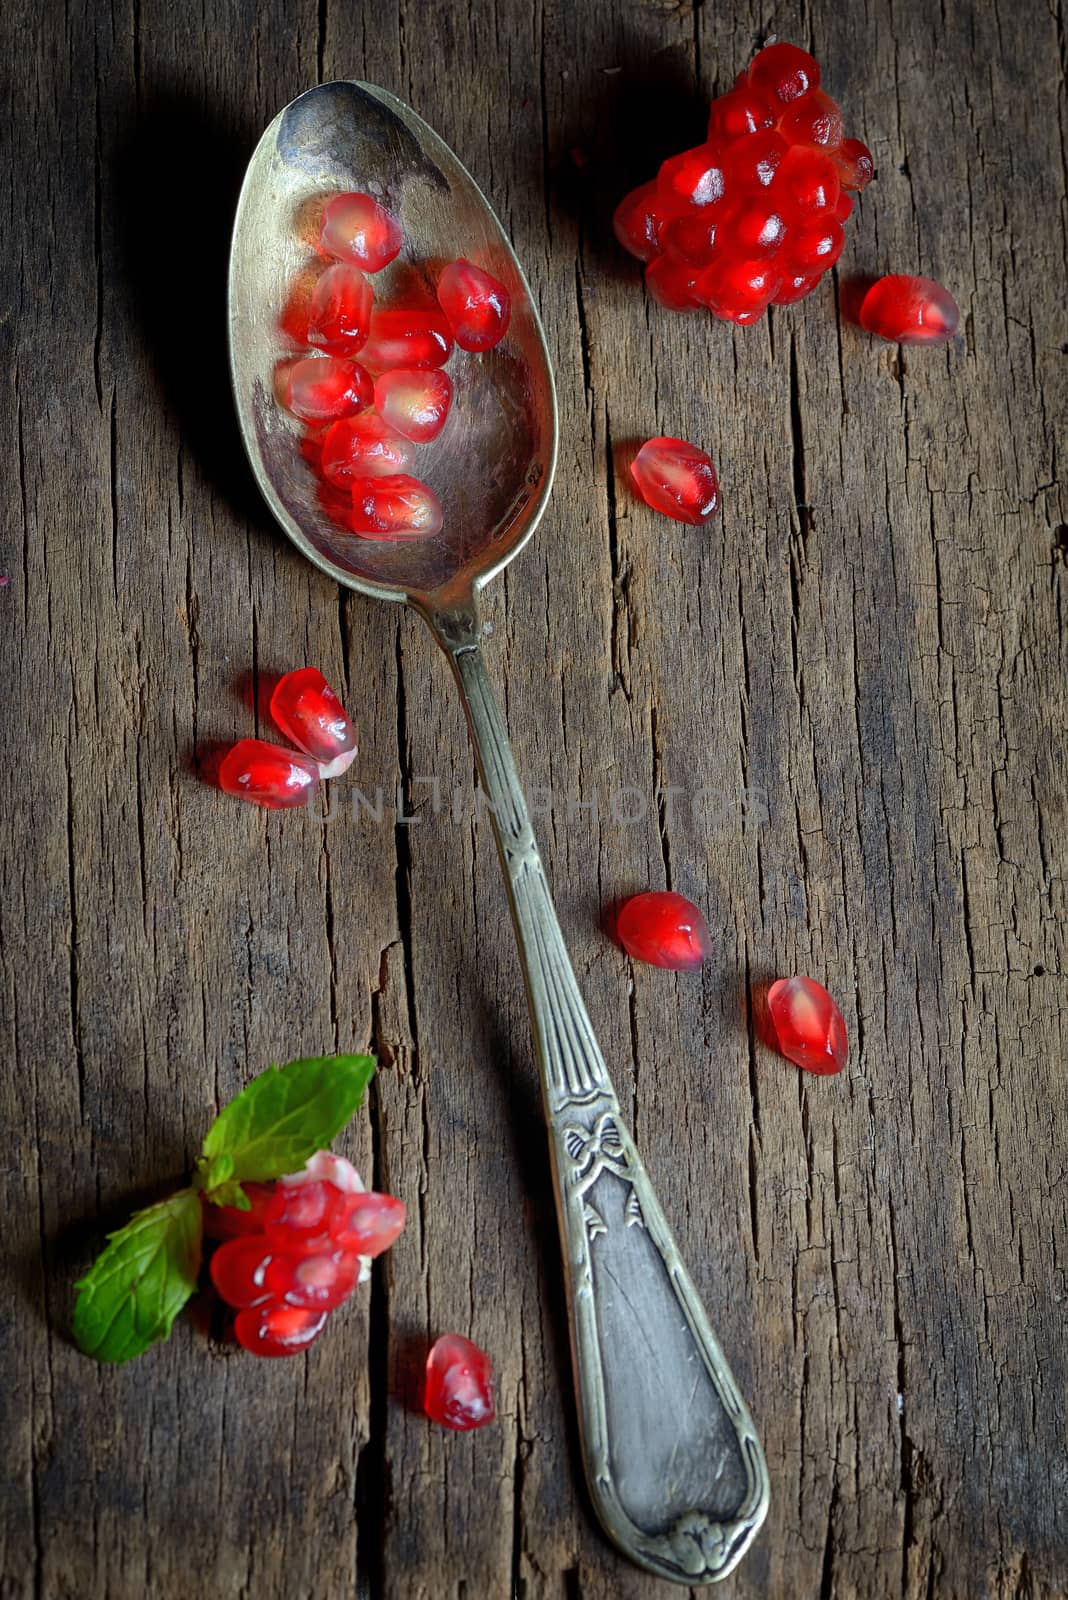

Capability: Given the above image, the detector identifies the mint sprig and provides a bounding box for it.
[73,1052,375,1364]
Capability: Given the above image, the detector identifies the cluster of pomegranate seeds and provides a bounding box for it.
[425,1333,496,1430]
[278,192,511,542]
[767,975,848,1074]
[616,891,713,971]
[614,42,873,324]
[218,666,356,808]
[206,1153,406,1357]
[630,436,720,525]
[859,274,960,344]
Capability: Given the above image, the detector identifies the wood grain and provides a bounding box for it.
[1,0,1064,1595]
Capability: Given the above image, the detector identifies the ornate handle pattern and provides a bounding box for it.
[427,603,769,1584]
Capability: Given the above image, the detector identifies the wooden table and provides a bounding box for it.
[3,1,1065,1595]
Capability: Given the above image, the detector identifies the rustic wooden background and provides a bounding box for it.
[2,0,1065,1595]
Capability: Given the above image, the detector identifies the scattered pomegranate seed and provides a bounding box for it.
[265,1248,364,1311]
[612,180,668,263]
[269,667,357,780]
[234,1303,328,1358]
[630,437,720,523]
[307,263,374,355]
[349,474,444,541]
[202,1182,275,1241]
[321,413,416,485]
[859,274,960,344]
[210,1236,274,1308]
[320,192,403,273]
[358,308,453,371]
[374,367,453,443]
[218,738,320,810]
[283,356,373,423]
[436,259,511,352]
[615,891,712,971]
[425,1334,496,1431]
[747,41,820,105]
[332,1192,407,1258]
[767,975,848,1075]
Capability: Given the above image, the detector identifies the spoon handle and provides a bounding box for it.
[427,605,769,1585]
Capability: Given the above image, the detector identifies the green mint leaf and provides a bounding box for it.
[73,1189,202,1364]
[200,1054,375,1183]
[204,1179,250,1210]
[193,1151,234,1194]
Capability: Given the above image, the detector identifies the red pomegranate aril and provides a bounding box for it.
[358,308,452,371]
[658,144,726,210]
[265,1247,363,1311]
[662,212,720,267]
[779,88,845,150]
[202,1182,276,1242]
[834,138,875,192]
[834,192,855,223]
[264,1180,346,1256]
[436,258,510,352]
[748,41,820,105]
[767,975,848,1074]
[307,263,374,354]
[321,413,416,485]
[616,891,712,971]
[699,257,781,324]
[788,216,845,272]
[284,356,373,423]
[218,738,320,810]
[425,1334,496,1431]
[349,473,444,541]
[773,146,840,215]
[332,1192,407,1258]
[729,128,789,190]
[772,271,822,305]
[645,256,702,312]
[731,201,788,259]
[630,437,719,525]
[210,1236,275,1309]
[320,192,403,273]
[234,1304,328,1358]
[374,367,453,443]
[859,275,960,344]
[612,181,667,263]
[707,83,775,143]
[270,667,356,778]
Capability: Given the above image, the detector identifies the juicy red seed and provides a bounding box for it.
[358,308,452,371]
[349,474,444,541]
[629,438,720,526]
[282,1151,365,1194]
[772,271,823,305]
[661,212,720,267]
[234,1304,328,1358]
[612,181,667,263]
[320,192,403,273]
[425,1334,496,1431]
[202,1182,276,1242]
[283,357,373,423]
[615,891,712,971]
[210,1235,275,1309]
[787,216,845,272]
[698,257,781,325]
[748,41,820,105]
[657,144,726,211]
[778,88,845,150]
[265,1247,363,1311]
[436,258,511,352]
[728,129,789,190]
[773,146,840,215]
[730,201,788,259]
[321,413,416,485]
[374,367,453,443]
[264,1180,348,1255]
[218,739,320,810]
[307,264,374,354]
[645,256,703,313]
[332,1192,407,1257]
[706,84,775,143]
[767,975,848,1075]
[834,138,875,192]
[858,275,960,344]
[269,667,356,768]
[834,192,855,223]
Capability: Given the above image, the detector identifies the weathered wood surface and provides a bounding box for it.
[2,0,1065,1595]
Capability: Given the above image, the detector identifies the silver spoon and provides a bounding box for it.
[229,80,769,1584]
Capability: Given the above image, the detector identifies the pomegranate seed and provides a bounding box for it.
[283,356,372,424]
[858,275,960,344]
[218,738,320,810]
[281,1152,365,1194]
[767,975,848,1075]
[699,257,781,324]
[661,211,720,267]
[265,1247,363,1311]
[358,308,452,371]
[787,216,845,273]
[658,145,727,212]
[773,147,840,215]
[630,437,719,524]
[264,1180,348,1256]
[424,1334,496,1431]
[730,200,788,259]
[374,367,453,443]
[321,413,416,485]
[728,129,789,190]
[349,473,444,541]
[772,272,822,305]
[834,192,855,223]
[210,1235,274,1308]
[436,258,511,352]
[645,256,703,313]
[748,42,820,105]
[320,192,403,273]
[616,891,711,971]
[307,263,374,355]
[612,181,668,263]
[332,1192,407,1258]
[779,88,845,150]
[706,84,775,143]
[202,1182,275,1241]
[834,138,875,192]
[269,667,356,778]
[234,1303,328,1358]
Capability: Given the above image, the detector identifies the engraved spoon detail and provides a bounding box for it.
[228,80,769,1583]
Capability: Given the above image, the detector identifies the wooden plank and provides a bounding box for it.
[0,0,1064,1595]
